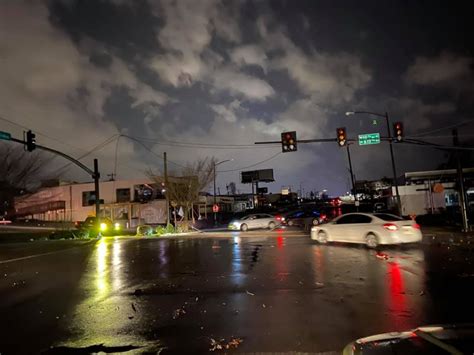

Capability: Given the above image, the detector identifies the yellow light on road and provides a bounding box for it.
[114,223,121,231]
[100,222,108,231]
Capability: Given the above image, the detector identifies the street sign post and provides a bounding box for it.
[358,133,380,146]
[0,131,11,141]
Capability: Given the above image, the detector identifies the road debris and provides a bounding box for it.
[419,290,425,296]
[376,252,389,260]
[246,290,255,296]
[173,308,186,319]
[131,303,137,312]
[315,282,324,288]
[133,289,144,296]
[209,337,243,351]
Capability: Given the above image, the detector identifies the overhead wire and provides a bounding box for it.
[411,118,474,137]
[0,113,88,153]
[218,151,282,172]
[124,135,276,149]
[49,134,119,176]
[119,134,187,169]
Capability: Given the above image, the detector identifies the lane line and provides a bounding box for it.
[0,241,95,264]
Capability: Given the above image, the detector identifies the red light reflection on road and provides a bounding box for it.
[275,232,289,284]
[386,261,408,328]
[277,235,284,249]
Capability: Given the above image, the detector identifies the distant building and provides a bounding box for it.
[395,168,474,216]
[14,178,167,226]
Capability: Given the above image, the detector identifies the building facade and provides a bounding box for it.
[14,179,167,226]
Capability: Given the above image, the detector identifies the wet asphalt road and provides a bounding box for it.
[0,231,473,354]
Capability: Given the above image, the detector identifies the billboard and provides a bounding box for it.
[241,169,274,183]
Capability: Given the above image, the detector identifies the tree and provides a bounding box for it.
[0,143,48,217]
[148,157,216,230]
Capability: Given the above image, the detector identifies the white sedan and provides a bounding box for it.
[311,213,422,248]
[228,213,278,232]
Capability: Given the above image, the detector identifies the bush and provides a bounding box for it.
[136,225,153,236]
[155,224,176,236]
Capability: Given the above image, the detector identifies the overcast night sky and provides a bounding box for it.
[1,0,474,195]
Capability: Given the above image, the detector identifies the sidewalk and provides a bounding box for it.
[421,226,474,246]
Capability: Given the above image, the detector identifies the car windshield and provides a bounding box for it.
[3,1,473,354]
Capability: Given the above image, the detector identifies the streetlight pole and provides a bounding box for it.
[213,159,232,226]
[346,144,358,211]
[346,111,401,215]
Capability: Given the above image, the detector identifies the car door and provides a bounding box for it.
[328,215,356,241]
[256,214,270,228]
[347,214,373,243]
[245,215,258,229]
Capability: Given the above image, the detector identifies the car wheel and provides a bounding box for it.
[268,221,276,229]
[317,231,328,244]
[366,233,378,248]
[240,223,248,232]
[312,218,320,226]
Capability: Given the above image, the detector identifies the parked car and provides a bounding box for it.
[75,217,120,236]
[228,213,278,231]
[0,218,12,225]
[311,213,422,248]
[281,209,327,227]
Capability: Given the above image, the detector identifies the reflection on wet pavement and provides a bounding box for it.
[49,236,473,354]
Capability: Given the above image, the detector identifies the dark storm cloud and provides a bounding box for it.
[1,0,473,195]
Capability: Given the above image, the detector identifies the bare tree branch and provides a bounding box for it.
[148,157,216,229]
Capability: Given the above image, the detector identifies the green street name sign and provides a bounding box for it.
[358,132,380,146]
[0,131,12,141]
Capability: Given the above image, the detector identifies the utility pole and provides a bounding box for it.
[93,159,101,223]
[453,129,469,231]
[385,112,401,215]
[164,152,170,226]
[346,144,358,211]
[213,162,217,225]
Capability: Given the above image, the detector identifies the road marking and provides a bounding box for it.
[0,242,94,264]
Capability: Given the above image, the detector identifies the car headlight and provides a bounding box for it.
[100,222,108,231]
[114,222,120,231]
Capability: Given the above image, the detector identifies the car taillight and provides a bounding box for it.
[275,216,282,221]
[320,214,327,220]
[383,223,398,231]
[412,223,421,230]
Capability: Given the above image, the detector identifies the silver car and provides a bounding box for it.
[311,212,422,248]
[228,213,278,232]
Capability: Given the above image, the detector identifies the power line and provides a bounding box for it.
[218,151,282,173]
[411,118,474,137]
[124,135,276,149]
[0,113,88,153]
[50,134,119,176]
[120,135,187,168]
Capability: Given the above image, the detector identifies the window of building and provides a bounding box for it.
[82,191,96,206]
[116,188,131,203]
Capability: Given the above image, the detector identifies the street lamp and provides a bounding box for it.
[345,111,401,215]
[213,159,233,226]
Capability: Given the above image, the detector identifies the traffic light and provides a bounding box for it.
[26,130,36,152]
[336,127,347,147]
[393,122,403,142]
[281,131,297,152]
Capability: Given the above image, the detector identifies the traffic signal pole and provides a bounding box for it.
[93,159,101,222]
[3,131,102,224]
[453,129,469,231]
[385,112,401,215]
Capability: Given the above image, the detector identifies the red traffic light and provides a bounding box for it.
[393,122,403,142]
[336,127,347,147]
[281,131,297,153]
